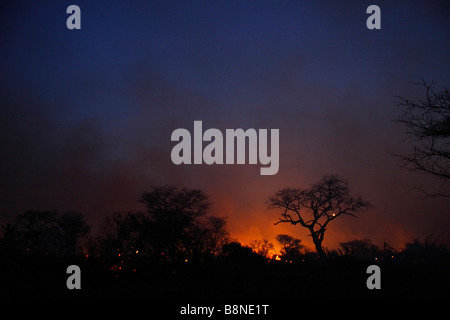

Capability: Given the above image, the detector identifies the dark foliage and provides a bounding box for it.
[0,210,89,257]
[1,186,449,301]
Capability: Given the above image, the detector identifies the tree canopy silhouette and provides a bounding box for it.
[276,234,305,261]
[268,175,370,259]
[138,185,228,262]
[1,210,89,256]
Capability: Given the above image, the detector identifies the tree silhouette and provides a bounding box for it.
[57,211,90,256]
[276,234,304,261]
[395,80,450,196]
[3,210,89,256]
[268,175,370,259]
[139,185,228,262]
[95,211,149,264]
[248,239,274,259]
[15,210,58,254]
[221,241,265,263]
[204,216,230,257]
[338,238,380,260]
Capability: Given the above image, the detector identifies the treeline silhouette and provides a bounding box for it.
[1,186,231,264]
[1,185,449,299]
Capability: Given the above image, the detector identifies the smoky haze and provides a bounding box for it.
[0,0,449,251]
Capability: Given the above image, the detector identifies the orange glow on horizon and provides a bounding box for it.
[223,201,410,255]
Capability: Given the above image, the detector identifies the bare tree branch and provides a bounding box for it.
[394,80,450,197]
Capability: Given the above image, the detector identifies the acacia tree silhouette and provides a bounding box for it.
[268,175,370,259]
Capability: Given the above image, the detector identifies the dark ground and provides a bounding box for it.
[1,256,448,317]
[1,256,448,300]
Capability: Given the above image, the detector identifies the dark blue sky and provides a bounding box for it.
[1,0,449,249]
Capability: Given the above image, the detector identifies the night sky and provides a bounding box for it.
[1,0,449,251]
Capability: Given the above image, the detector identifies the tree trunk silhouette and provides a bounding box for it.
[312,236,326,259]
